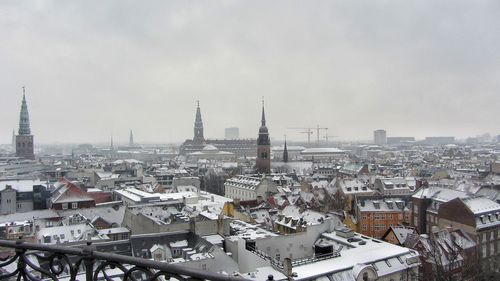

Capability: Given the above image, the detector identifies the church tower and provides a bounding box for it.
[15,87,34,160]
[193,101,205,144]
[256,101,271,173]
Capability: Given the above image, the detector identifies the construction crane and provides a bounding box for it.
[324,134,338,143]
[288,128,314,143]
[288,125,328,144]
[315,125,328,143]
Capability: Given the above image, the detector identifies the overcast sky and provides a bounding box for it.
[1,1,499,144]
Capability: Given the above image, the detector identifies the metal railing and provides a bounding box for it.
[0,238,250,281]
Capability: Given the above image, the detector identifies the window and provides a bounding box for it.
[72,202,78,209]
[62,203,68,210]
[202,264,207,270]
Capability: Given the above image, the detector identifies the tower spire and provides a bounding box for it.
[283,135,289,163]
[129,130,134,146]
[15,86,35,159]
[110,135,114,150]
[256,99,271,174]
[193,100,205,143]
[261,98,266,127]
[18,86,31,135]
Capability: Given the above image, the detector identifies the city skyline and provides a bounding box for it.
[1,1,500,144]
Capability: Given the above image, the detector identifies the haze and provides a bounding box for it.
[1,0,499,144]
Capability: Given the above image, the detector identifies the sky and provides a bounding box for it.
[1,1,499,145]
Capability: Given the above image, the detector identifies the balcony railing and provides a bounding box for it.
[0,237,253,281]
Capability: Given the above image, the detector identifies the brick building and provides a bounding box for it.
[355,197,411,238]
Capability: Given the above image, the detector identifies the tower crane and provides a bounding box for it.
[288,125,329,144]
[288,128,314,143]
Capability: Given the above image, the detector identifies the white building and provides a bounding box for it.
[227,219,419,280]
[224,175,278,201]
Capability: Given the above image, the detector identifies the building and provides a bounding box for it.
[411,186,470,235]
[381,225,416,246]
[224,175,278,201]
[49,179,96,210]
[15,87,35,160]
[186,145,235,163]
[374,177,417,196]
[256,102,271,174]
[373,129,387,146]
[406,228,478,281]
[0,180,49,214]
[180,103,257,157]
[227,219,419,280]
[299,147,345,161]
[272,145,305,162]
[387,137,415,144]
[438,196,500,260]
[355,197,411,238]
[424,136,455,145]
[225,127,239,139]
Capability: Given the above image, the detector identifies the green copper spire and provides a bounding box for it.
[18,86,31,135]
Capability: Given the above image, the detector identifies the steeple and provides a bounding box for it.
[15,86,35,160]
[18,86,31,135]
[283,135,289,163]
[261,99,266,127]
[110,136,114,150]
[193,100,205,143]
[256,99,271,174]
[129,130,134,146]
[257,100,270,146]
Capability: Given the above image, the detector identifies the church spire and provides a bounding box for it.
[110,135,114,150]
[129,130,134,146]
[283,135,289,163]
[193,100,205,143]
[261,99,266,127]
[15,86,35,160]
[18,86,31,135]
[256,99,271,174]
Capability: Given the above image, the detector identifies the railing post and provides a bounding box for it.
[15,236,26,277]
[83,241,96,281]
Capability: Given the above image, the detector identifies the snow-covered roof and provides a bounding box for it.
[300,148,345,155]
[412,186,469,202]
[462,196,500,215]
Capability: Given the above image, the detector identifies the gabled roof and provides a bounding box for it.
[51,179,94,204]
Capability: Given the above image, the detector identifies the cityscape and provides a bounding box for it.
[1,1,500,281]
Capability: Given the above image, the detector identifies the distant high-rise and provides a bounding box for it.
[129,130,134,146]
[225,127,239,139]
[15,87,35,159]
[374,129,387,146]
[256,101,271,173]
[193,101,205,144]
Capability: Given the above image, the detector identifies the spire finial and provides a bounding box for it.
[261,97,266,127]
